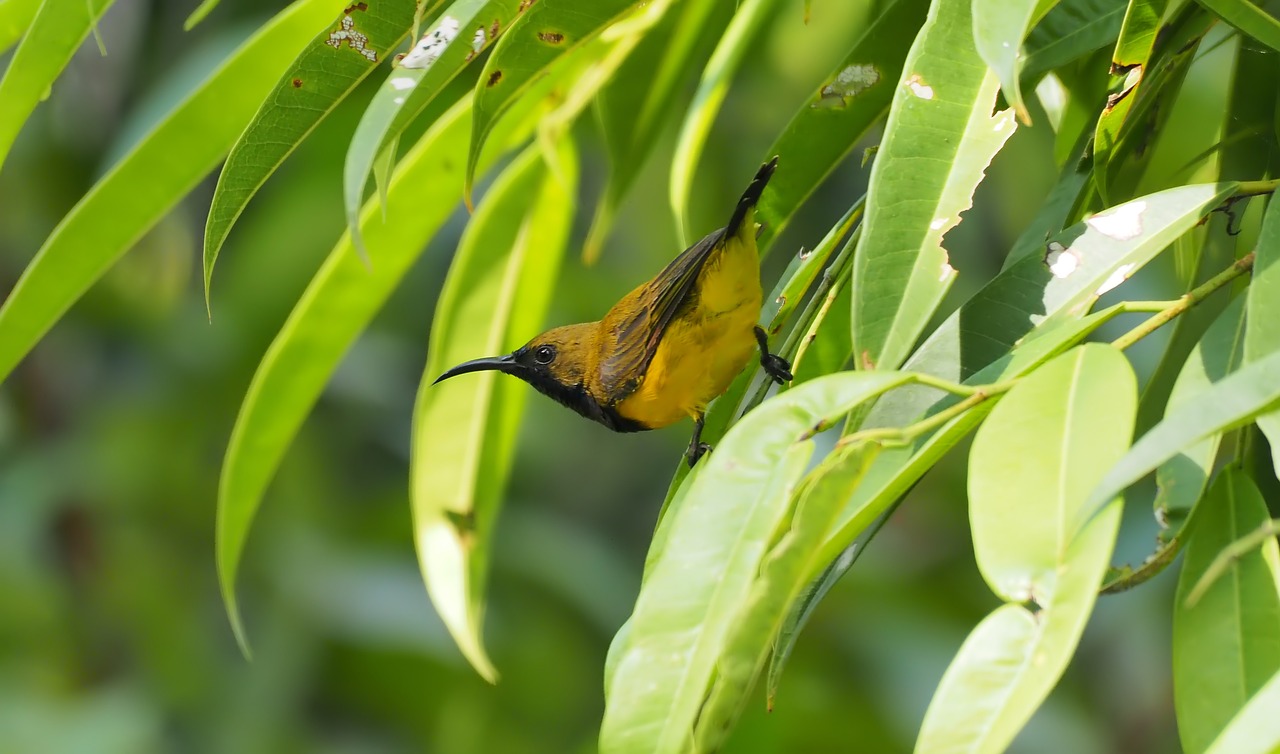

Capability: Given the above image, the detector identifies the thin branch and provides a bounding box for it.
[1111,252,1255,351]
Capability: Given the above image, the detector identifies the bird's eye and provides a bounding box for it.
[533,345,556,365]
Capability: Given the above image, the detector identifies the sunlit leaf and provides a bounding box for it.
[466,0,639,197]
[0,0,38,56]
[0,0,338,385]
[1206,666,1280,754]
[1021,0,1126,83]
[586,0,728,261]
[602,372,915,754]
[917,345,1135,754]
[1081,338,1280,535]
[849,0,1017,373]
[1246,195,1280,468]
[1174,468,1280,754]
[1196,0,1280,53]
[1091,0,1164,201]
[669,0,785,245]
[972,0,1059,123]
[0,0,114,172]
[344,0,521,255]
[756,0,929,250]
[411,142,576,681]
[204,0,427,303]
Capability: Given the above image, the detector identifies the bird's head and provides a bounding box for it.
[433,322,597,396]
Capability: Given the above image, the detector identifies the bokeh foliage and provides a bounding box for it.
[3,0,1280,751]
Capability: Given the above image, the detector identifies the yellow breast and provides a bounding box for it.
[615,233,762,428]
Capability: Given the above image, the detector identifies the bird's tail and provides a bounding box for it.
[725,156,778,240]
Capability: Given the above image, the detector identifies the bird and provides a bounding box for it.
[433,157,792,467]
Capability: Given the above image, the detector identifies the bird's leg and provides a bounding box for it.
[754,326,793,384]
[686,414,711,467]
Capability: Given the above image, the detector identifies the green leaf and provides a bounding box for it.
[972,0,1059,124]
[1174,468,1280,754]
[0,0,39,56]
[691,442,882,750]
[0,0,114,172]
[1080,338,1280,536]
[184,0,220,30]
[669,0,785,245]
[1021,0,1126,84]
[1246,196,1280,469]
[917,345,1136,754]
[1091,0,1165,200]
[0,0,338,385]
[849,0,1017,372]
[1196,0,1280,53]
[756,0,929,250]
[204,0,425,304]
[1105,295,1245,592]
[1206,666,1280,754]
[587,0,728,261]
[1001,135,1091,269]
[344,0,521,255]
[601,372,914,754]
[411,142,576,681]
[466,0,639,198]
[791,281,852,383]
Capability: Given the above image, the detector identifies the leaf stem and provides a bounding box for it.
[835,381,1017,449]
[1110,252,1255,351]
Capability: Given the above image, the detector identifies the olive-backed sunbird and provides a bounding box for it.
[434,157,791,466]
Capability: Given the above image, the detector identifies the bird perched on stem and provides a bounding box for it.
[434,157,791,466]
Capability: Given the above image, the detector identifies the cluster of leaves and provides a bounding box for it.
[3,0,1280,750]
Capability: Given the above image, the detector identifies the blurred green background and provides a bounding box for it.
[0,0,1208,751]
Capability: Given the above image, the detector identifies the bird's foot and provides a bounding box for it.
[687,442,712,467]
[762,353,793,384]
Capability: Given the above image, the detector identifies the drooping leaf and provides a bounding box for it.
[411,142,575,681]
[0,0,114,172]
[849,0,1017,372]
[755,0,929,250]
[204,0,429,303]
[1174,468,1280,754]
[1196,0,1280,53]
[601,372,915,754]
[917,344,1136,754]
[1080,336,1280,535]
[344,0,522,255]
[466,0,640,197]
[972,0,1060,124]
[587,0,729,260]
[1206,666,1280,754]
[0,0,338,385]
[0,0,39,56]
[669,0,785,245]
[1245,194,1280,468]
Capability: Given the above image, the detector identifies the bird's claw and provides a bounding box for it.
[762,353,793,384]
[687,442,712,467]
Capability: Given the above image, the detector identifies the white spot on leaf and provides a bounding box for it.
[940,261,956,281]
[1086,200,1147,241]
[326,15,378,62]
[390,76,415,91]
[401,16,460,69]
[905,74,934,100]
[930,217,948,230]
[472,27,486,52]
[1045,241,1080,278]
[1095,263,1136,296]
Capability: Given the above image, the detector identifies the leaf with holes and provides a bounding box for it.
[849,0,1017,373]
[1091,0,1163,200]
[916,345,1135,754]
[204,0,430,303]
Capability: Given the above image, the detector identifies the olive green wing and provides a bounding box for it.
[597,228,726,402]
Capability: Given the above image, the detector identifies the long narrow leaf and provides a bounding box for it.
[1245,195,1280,467]
[0,0,39,56]
[849,0,1017,372]
[1196,0,1280,52]
[0,0,337,384]
[1206,666,1280,754]
[203,0,429,300]
[973,0,1060,123]
[411,142,576,681]
[0,0,114,171]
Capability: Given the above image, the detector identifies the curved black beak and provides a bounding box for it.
[432,353,520,385]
